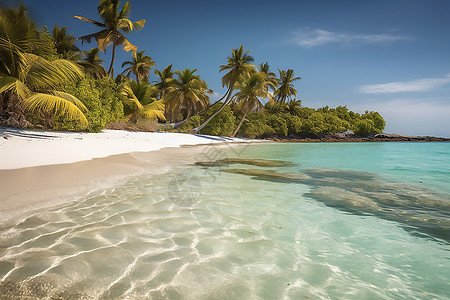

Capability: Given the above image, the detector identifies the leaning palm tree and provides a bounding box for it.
[191,45,255,133]
[52,25,80,60]
[121,50,155,83]
[121,80,165,123]
[79,48,107,79]
[274,69,301,105]
[153,64,175,98]
[230,72,268,137]
[0,5,88,127]
[163,69,211,123]
[258,62,278,91]
[74,0,145,76]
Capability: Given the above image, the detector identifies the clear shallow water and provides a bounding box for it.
[0,142,449,299]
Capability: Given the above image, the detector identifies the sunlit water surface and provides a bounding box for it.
[0,142,449,299]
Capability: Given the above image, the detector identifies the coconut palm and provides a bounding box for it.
[153,64,175,98]
[0,5,88,127]
[74,0,145,76]
[79,48,107,79]
[163,69,211,123]
[230,72,268,137]
[274,69,301,105]
[121,80,165,123]
[285,99,302,115]
[0,5,53,74]
[258,62,278,92]
[191,45,255,133]
[52,25,80,60]
[121,50,155,83]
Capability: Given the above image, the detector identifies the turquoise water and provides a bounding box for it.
[0,142,449,299]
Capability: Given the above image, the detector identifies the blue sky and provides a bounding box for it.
[22,0,450,137]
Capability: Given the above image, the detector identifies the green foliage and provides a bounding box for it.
[237,105,385,138]
[179,105,236,136]
[240,112,275,138]
[200,105,236,136]
[361,111,385,133]
[284,114,303,135]
[353,119,376,136]
[54,76,124,132]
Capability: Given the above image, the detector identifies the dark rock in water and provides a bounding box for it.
[305,168,377,181]
[221,158,295,167]
[195,158,295,167]
[307,187,380,210]
[195,161,229,167]
[305,182,450,242]
[222,168,312,182]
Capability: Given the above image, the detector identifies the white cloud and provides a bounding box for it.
[291,28,411,48]
[350,98,450,137]
[359,74,450,94]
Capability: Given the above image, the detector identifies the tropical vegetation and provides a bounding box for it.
[0,1,386,138]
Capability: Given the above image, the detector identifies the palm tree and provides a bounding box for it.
[258,62,278,93]
[74,0,145,76]
[79,48,107,79]
[163,69,211,123]
[153,64,175,98]
[191,45,255,133]
[52,25,80,60]
[230,72,268,137]
[121,50,155,83]
[0,5,88,127]
[121,80,165,123]
[274,69,301,105]
[285,99,302,115]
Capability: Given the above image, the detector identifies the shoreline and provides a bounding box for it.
[263,135,450,143]
[0,128,253,170]
[1,127,447,224]
[0,128,255,224]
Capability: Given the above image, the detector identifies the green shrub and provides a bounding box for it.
[178,115,201,132]
[240,112,274,138]
[284,113,303,135]
[178,105,236,136]
[54,76,124,132]
[201,105,236,136]
[361,111,385,133]
[353,119,376,136]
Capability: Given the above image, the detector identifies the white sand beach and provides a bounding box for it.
[0,128,249,170]
[0,128,254,223]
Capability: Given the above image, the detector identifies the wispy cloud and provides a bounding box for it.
[359,74,450,94]
[291,28,412,48]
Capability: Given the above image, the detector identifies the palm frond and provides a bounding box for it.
[24,93,88,125]
[52,91,88,113]
[73,16,106,28]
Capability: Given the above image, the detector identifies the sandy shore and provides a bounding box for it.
[0,128,254,223]
[0,128,249,169]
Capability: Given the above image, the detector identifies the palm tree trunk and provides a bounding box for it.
[174,86,233,129]
[197,89,230,115]
[230,112,247,137]
[108,43,117,77]
[173,117,189,128]
[192,87,234,133]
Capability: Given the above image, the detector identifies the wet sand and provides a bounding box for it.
[0,143,249,224]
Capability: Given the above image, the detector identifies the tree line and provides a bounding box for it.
[0,0,385,137]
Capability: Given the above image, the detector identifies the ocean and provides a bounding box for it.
[0,142,449,299]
